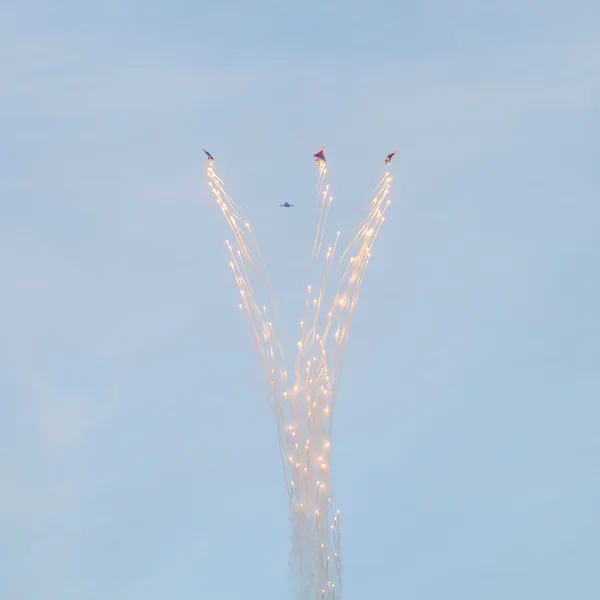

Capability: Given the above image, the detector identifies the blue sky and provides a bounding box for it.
[1,1,599,598]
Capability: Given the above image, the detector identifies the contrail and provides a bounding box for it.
[205,156,393,600]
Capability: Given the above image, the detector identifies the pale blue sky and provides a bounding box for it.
[1,1,599,599]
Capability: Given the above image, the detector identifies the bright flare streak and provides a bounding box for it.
[205,158,394,600]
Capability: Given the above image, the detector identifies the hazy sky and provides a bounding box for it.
[1,1,599,599]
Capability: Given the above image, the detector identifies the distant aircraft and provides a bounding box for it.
[313,145,326,163]
[202,148,214,161]
[384,149,397,165]
[280,202,295,208]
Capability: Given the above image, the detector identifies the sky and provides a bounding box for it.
[1,1,599,598]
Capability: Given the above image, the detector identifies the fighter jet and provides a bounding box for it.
[384,149,397,165]
[280,202,295,208]
[313,145,326,163]
[202,148,214,161]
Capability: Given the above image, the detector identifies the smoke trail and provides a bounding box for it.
[312,161,332,260]
[206,157,393,600]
